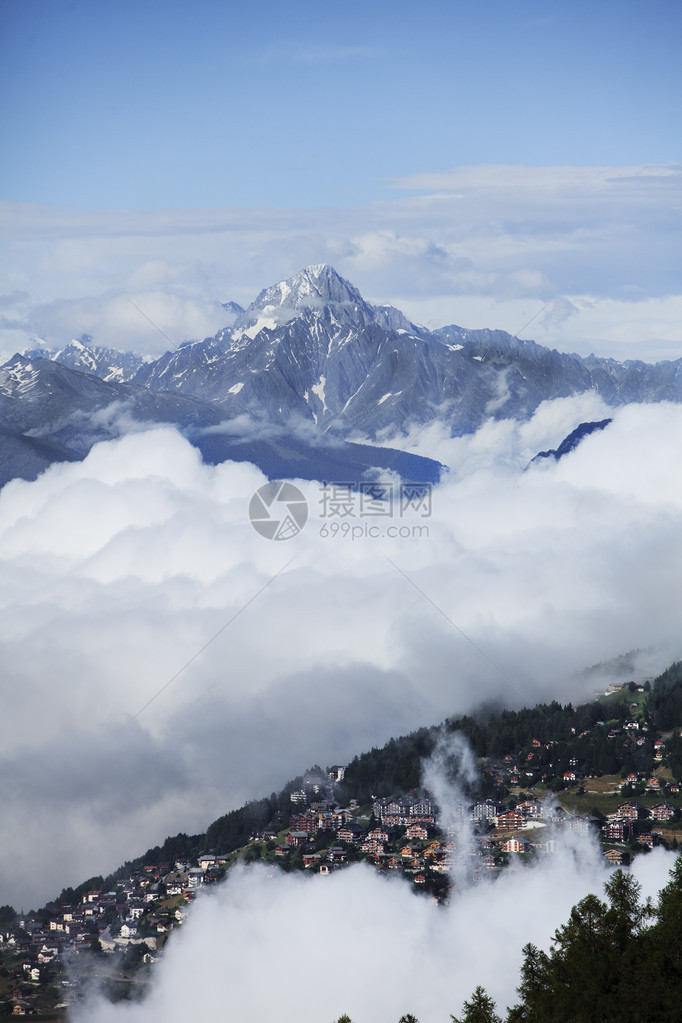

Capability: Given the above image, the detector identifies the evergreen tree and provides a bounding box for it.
[451,986,502,1023]
[506,858,682,1023]
[507,943,550,1023]
[644,852,682,1018]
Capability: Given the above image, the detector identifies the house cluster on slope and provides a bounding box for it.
[0,864,197,1015]
[254,790,622,889]
[600,800,681,857]
[5,680,682,1015]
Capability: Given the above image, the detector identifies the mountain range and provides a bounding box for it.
[3,263,682,487]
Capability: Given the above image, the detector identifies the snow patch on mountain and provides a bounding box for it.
[311,376,328,412]
[0,359,40,397]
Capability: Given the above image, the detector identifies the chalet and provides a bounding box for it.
[615,802,646,821]
[361,839,385,855]
[472,800,504,821]
[289,813,318,834]
[405,823,429,841]
[495,811,525,831]
[410,800,434,817]
[517,800,542,818]
[302,854,322,868]
[650,802,679,822]
[336,826,363,844]
[384,798,412,817]
[500,838,529,854]
[186,868,205,888]
[604,849,626,865]
[565,815,595,836]
[646,777,662,790]
[424,840,442,857]
[602,821,632,842]
[285,831,308,848]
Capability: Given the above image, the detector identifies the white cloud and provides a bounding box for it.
[389,162,682,198]
[1,399,682,909]
[71,835,677,1023]
[1,162,681,360]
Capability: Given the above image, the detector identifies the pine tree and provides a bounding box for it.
[644,852,682,1018]
[451,985,502,1023]
[507,943,550,1023]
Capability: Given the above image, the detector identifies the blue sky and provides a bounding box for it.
[1,0,681,359]
[2,0,680,208]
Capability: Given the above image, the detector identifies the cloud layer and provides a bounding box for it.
[72,837,677,1023]
[1,397,682,909]
[1,162,681,362]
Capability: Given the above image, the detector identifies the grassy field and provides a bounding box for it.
[559,776,682,817]
[512,773,682,818]
[597,686,649,722]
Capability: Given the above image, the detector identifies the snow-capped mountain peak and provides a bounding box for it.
[22,335,149,383]
[232,264,375,339]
